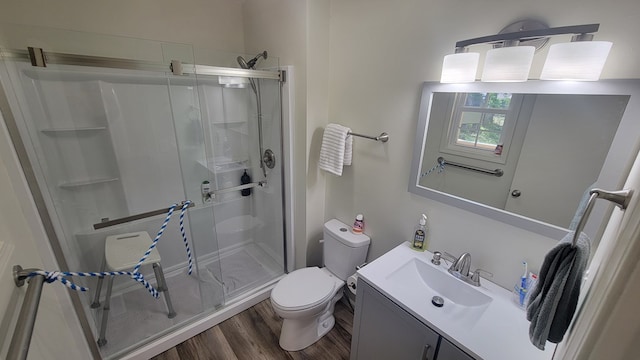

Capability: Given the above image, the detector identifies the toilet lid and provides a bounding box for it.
[272,267,336,310]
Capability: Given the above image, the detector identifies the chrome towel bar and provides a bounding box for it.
[93,200,194,230]
[437,156,504,177]
[347,131,389,143]
[571,188,633,246]
[208,181,265,197]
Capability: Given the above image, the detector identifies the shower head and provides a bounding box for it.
[236,56,249,69]
[237,50,268,69]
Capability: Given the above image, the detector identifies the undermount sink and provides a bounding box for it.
[386,258,492,308]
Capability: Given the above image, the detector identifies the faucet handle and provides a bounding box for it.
[470,269,493,286]
[441,251,457,263]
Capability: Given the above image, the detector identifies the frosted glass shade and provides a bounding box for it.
[481,46,535,82]
[440,52,480,83]
[540,41,612,81]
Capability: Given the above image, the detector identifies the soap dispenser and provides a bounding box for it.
[411,214,428,251]
[240,170,251,196]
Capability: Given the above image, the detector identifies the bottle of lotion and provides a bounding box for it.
[352,214,364,234]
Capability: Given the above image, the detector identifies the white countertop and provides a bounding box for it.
[357,242,556,360]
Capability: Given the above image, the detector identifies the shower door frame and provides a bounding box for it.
[0,47,293,359]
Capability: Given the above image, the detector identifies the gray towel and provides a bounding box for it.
[526,232,590,350]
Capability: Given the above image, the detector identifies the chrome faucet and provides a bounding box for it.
[433,251,493,286]
[448,252,472,279]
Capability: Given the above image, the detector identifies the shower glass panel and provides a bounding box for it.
[178,54,286,303]
[0,24,230,359]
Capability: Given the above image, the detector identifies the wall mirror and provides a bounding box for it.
[409,80,640,240]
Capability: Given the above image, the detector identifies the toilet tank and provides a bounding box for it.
[323,219,370,280]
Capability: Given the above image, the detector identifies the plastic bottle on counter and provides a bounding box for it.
[352,214,364,234]
[411,214,428,251]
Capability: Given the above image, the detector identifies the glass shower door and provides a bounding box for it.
[0,24,224,359]
[174,60,286,304]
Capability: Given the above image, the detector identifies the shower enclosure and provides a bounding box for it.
[0,25,289,359]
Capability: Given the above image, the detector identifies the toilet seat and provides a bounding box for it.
[271,267,336,311]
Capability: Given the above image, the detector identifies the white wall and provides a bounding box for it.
[0,0,246,62]
[325,0,640,289]
[243,0,331,268]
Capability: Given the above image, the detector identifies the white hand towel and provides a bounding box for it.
[344,130,353,166]
[319,123,353,176]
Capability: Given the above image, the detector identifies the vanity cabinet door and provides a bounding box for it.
[351,280,439,360]
[436,338,474,360]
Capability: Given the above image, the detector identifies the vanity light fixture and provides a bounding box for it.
[440,49,480,83]
[440,20,611,83]
[481,44,535,82]
[540,34,612,81]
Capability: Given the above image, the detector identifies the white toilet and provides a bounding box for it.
[270,218,370,351]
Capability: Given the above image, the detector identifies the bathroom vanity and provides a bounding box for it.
[350,243,555,360]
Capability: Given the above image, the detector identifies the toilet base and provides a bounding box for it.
[277,292,341,351]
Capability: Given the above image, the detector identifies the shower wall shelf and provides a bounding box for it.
[59,177,120,189]
[227,127,249,136]
[197,158,249,174]
[16,69,128,238]
[40,127,107,133]
[211,120,245,125]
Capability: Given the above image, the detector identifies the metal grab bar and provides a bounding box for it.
[208,181,265,197]
[437,156,504,177]
[93,200,194,230]
[7,266,46,360]
[347,131,389,143]
[571,188,633,246]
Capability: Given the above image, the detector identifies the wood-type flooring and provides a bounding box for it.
[151,298,353,360]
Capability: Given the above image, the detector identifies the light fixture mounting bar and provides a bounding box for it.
[455,23,600,48]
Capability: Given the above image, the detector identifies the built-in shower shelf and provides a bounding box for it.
[197,158,248,174]
[41,126,107,133]
[226,127,249,136]
[59,177,120,189]
[211,120,246,125]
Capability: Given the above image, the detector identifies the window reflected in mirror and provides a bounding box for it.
[419,91,628,229]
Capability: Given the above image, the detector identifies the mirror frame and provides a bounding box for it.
[409,80,640,240]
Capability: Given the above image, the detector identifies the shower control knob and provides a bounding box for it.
[263,149,276,169]
[511,190,522,198]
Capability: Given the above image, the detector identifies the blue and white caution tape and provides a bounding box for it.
[27,200,194,299]
[132,203,176,275]
[178,201,193,275]
[27,269,158,297]
[420,161,445,178]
